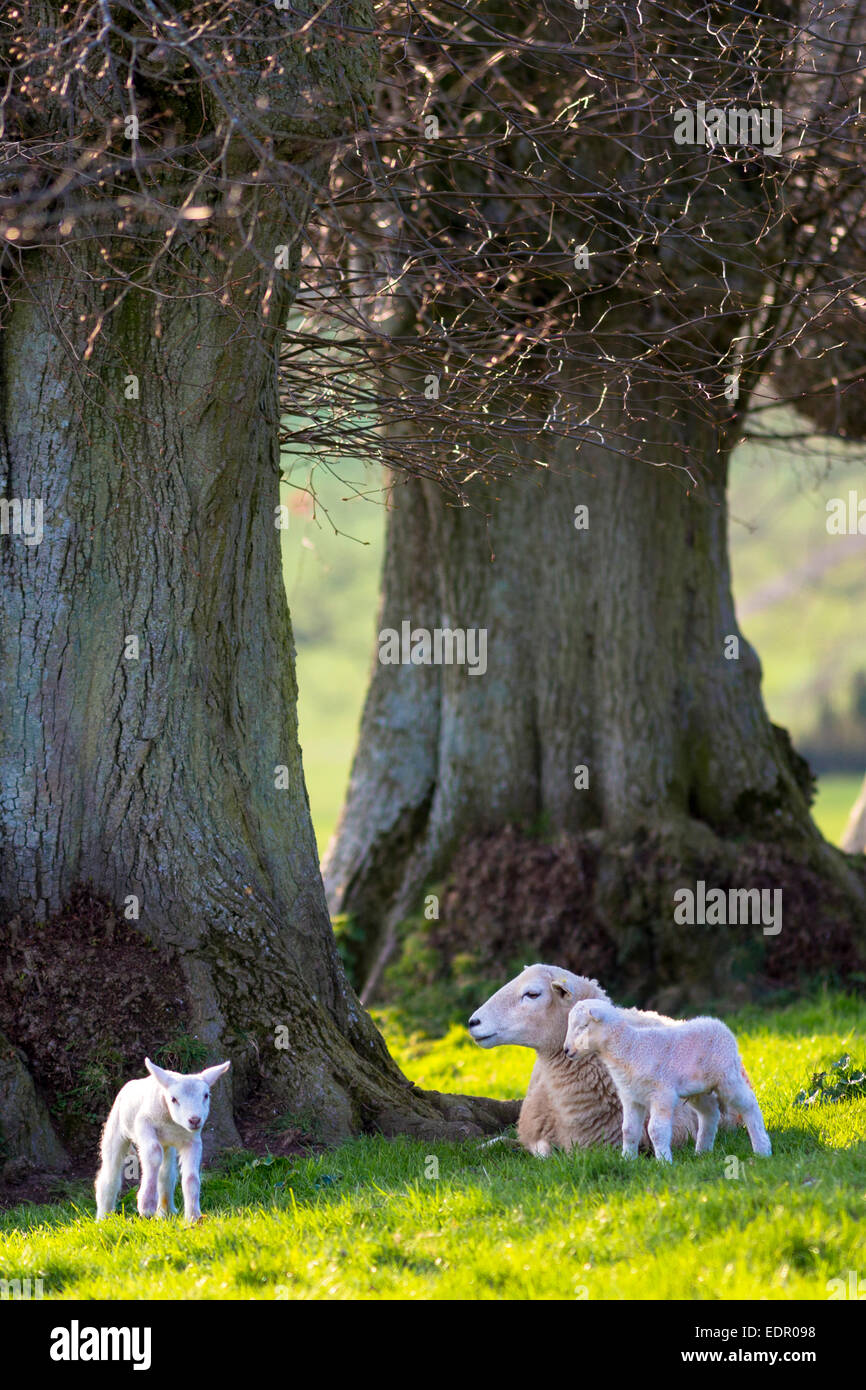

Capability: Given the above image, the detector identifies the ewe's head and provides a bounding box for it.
[563,1000,616,1058]
[468,964,608,1052]
[145,1058,231,1135]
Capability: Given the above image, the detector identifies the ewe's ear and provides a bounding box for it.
[144,1057,173,1088]
[551,977,573,1000]
[574,977,604,1001]
[200,1061,231,1087]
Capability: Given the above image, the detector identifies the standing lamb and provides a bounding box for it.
[468,964,699,1155]
[95,1057,231,1222]
[564,999,772,1162]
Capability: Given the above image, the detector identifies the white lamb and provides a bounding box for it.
[469,964,700,1155]
[95,1057,230,1222]
[564,999,772,1162]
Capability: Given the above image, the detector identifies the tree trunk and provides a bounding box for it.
[0,1031,69,1174]
[324,398,866,1001]
[0,11,517,1169]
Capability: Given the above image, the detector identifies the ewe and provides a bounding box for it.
[564,999,772,1162]
[468,964,699,1155]
[95,1057,231,1222]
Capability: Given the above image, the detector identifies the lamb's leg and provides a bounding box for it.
[647,1093,676,1162]
[179,1139,204,1222]
[720,1081,772,1157]
[157,1146,178,1217]
[621,1100,647,1158]
[689,1092,721,1155]
[95,1109,129,1219]
[134,1123,164,1218]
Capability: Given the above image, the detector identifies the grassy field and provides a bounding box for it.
[280,456,386,853]
[1,992,864,1300]
[729,435,866,744]
[813,774,862,848]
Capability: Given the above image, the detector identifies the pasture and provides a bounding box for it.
[1,992,863,1300]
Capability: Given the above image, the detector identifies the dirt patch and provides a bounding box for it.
[0,885,196,1158]
[0,1157,91,1211]
[234,1086,316,1158]
[435,825,617,983]
[414,824,866,1007]
[717,841,866,987]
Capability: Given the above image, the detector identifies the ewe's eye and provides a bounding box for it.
[522,990,541,1000]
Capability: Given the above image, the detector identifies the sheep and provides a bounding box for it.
[564,999,772,1162]
[95,1057,230,1222]
[468,964,700,1155]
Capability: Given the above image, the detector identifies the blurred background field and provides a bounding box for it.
[280,430,866,857]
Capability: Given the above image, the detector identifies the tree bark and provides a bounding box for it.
[0,1031,69,1174]
[0,5,518,1168]
[324,399,866,1000]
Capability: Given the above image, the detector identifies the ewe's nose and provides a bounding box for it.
[188,1116,201,1129]
[468,1015,480,1030]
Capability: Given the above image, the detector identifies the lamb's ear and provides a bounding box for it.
[144,1057,173,1088]
[200,1060,231,1087]
[586,1003,607,1021]
[551,977,573,1000]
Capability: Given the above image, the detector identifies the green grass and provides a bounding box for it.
[812,773,862,847]
[2,992,864,1300]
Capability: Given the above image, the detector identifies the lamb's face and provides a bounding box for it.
[468,965,605,1052]
[144,1058,231,1135]
[563,1001,612,1058]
